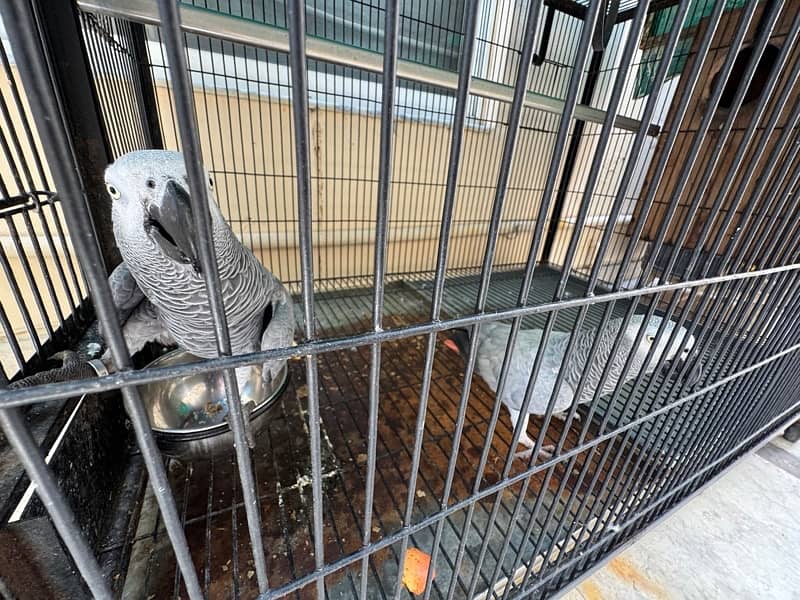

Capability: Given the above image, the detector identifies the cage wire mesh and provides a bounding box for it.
[1,0,800,599]
[0,27,88,379]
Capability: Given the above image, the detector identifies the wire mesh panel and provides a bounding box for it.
[82,1,670,292]
[1,0,800,599]
[0,28,88,379]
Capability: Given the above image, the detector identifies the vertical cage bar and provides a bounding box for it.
[154,0,271,593]
[286,1,326,598]
[0,39,49,190]
[3,216,55,338]
[29,0,119,268]
[19,210,67,329]
[0,240,42,354]
[127,21,164,149]
[421,1,482,597]
[0,301,25,370]
[361,0,400,598]
[540,48,604,265]
[474,0,543,313]
[0,84,35,192]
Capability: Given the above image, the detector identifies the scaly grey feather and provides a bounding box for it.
[118,299,176,356]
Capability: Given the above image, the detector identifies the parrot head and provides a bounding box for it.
[631,314,695,365]
[105,150,223,275]
[631,314,703,387]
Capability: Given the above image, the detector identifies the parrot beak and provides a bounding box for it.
[661,355,704,389]
[444,339,460,353]
[443,329,470,358]
[147,179,201,274]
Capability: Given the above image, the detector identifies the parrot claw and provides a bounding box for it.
[49,350,79,366]
[513,444,555,462]
[553,411,581,423]
[538,444,555,460]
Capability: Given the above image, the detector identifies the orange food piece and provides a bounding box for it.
[402,548,435,595]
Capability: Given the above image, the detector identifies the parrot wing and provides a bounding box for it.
[102,261,174,359]
[259,279,295,385]
[108,261,146,324]
[119,299,176,356]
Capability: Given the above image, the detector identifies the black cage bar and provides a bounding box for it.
[0,0,799,599]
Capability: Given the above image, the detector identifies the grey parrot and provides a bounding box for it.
[102,150,295,400]
[12,151,294,422]
[444,315,699,458]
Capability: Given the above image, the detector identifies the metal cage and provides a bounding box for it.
[0,0,799,598]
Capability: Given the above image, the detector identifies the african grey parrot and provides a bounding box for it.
[444,315,699,458]
[12,151,294,418]
[102,150,294,396]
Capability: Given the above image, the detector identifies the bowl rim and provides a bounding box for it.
[143,350,289,437]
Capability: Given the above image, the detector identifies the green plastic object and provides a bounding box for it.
[634,0,748,98]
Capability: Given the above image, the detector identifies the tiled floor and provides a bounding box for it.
[559,426,800,600]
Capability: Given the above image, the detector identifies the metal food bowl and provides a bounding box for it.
[140,350,288,461]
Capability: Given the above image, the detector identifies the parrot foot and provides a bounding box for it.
[518,430,537,449]
[513,444,555,462]
[49,350,77,366]
[538,444,555,459]
[553,411,581,423]
[7,350,99,389]
[509,408,554,460]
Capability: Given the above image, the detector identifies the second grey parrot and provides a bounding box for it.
[444,315,699,458]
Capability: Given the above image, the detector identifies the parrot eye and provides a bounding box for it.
[106,184,120,199]
[146,178,156,189]
[208,176,214,190]
[646,335,656,343]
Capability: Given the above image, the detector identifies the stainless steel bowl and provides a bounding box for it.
[140,350,288,461]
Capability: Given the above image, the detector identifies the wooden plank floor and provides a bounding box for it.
[124,276,652,600]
